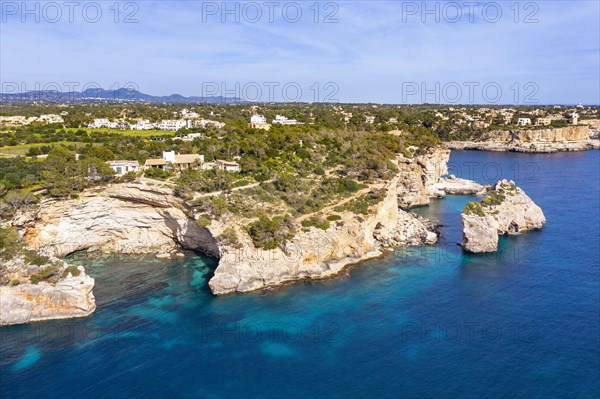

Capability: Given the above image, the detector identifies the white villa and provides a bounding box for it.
[144,150,204,171]
[157,119,187,131]
[518,118,532,126]
[176,133,204,141]
[0,115,63,126]
[249,114,271,130]
[272,115,302,125]
[130,119,155,130]
[39,114,64,124]
[535,117,552,126]
[189,119,225,129]
[216,159,241,172]
[88,118,127,129]
[107,160,140,176]
[250,114,267,124]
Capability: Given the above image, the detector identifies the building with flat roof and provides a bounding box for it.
[107,160,140,176]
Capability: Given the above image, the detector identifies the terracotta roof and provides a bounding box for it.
[144,159,167,166]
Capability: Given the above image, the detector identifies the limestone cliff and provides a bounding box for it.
[447,125,599,153]
[461,180,546,253]
[396,148,487,207]
[16,173,438,297]
[0,256,95,326]
[15,184,219,258]
[396,148,449,208]
[207,177,437,294]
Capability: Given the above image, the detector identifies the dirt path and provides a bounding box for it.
[296,183,383,222]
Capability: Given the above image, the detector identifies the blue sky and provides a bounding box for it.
[1,0,599,104]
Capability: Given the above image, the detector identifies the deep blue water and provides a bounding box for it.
[1,150,599,399]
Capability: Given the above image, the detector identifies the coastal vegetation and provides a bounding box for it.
[0,103,596,236]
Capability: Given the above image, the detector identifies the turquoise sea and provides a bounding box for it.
[1,150,599,398]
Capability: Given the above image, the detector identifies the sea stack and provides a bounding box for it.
[461,180,546,253]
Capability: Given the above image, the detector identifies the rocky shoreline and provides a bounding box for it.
[0,255,95,326]
[0,147,539,325]
[446,125,600,153]
[461,180,546,253]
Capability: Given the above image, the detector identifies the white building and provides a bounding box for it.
[130,119,155,130]
[176,133,204,141]
[0,116,29,126]
[249,114,271,130]
[181,108,199,118]
[216,159,241,172]
[571,113,579,125]
[88,118,111,128]
[365,116,375,124]
[158,119,187,131]
[39,114,64,124]
[107,160,140,176]
[272,115,301,125]
[88,118,129,129]
[161,150,204,170]
[189,119,225,129]
[518,118,532,126]
[250,114,267,124]
[535,117,552,126]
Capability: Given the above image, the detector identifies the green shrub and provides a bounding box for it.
[248,214,295,250]
[301,216,330,230]
[482,190,506,206]
[195,215,212,228]
[218,228,242,249]
[327,214,342,221]
[24,250,50,266]
[10,279,20,286]
[62,265,81,278]
[144,168,172,180]
[0,226,21,261]
[464,201,485,217]
[29,266,57,284]
[30,275,42,285]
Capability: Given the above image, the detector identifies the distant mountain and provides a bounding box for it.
[0,88,245,104]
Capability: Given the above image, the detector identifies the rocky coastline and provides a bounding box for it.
[1,147,541,324]
[0,254,95,326]
[461,180,546,253]
[446,125,600,153]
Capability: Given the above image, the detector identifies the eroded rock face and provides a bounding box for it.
[208,177,438,295]
[461,180,546,253]
[461,214,499,253]
[446,126,600,153]
[15,183,219,258]
[0,258,95,326]
[396,148,450,208]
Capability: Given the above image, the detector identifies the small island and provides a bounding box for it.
[461,180,546,253]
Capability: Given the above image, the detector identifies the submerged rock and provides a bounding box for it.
[461,180,546,253]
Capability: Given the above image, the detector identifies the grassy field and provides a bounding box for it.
[64,127,177,137]
[0,141,85,156]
